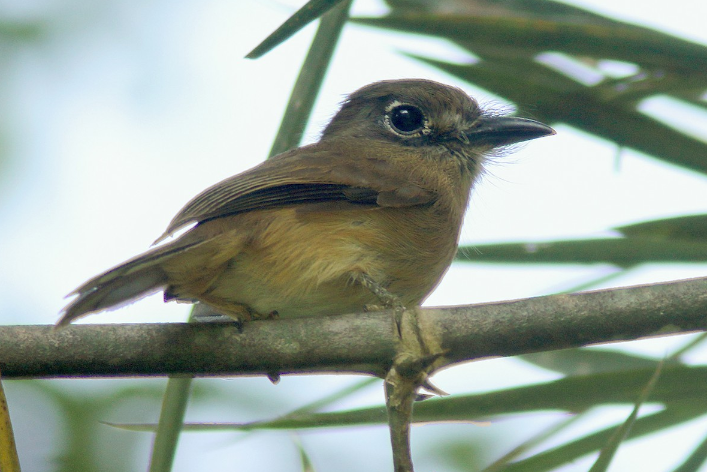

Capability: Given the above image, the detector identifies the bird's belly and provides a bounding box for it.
[183,205,460,318]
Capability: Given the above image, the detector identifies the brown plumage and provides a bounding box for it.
[59,79,553,326]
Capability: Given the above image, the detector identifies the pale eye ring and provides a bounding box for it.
[385,102,429,136]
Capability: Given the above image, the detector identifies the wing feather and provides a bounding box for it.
[156,140,435,242]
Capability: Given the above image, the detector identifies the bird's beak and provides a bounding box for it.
[466,116,555,146]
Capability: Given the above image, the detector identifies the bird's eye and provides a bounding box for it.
[386,104,427,136]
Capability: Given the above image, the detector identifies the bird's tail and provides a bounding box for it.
[58,239,202,327]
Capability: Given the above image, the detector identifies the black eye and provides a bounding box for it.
[387,104,426,135]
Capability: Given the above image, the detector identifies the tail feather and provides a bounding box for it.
[58,269,166,326]
[58,239,203,326]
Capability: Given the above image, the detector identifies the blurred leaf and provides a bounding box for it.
[617,214,707,240]
[148,377,193,472]
[8,380,223,472]
[504,407,699,472]
[556,268,629,293]
[292,435,316,472]
[670,88,707,111]
[247,0,347,59]
[286,378,379,416]
[268,0,352,157]
[356,13,707,71]
[0,20,43,41]
[456,237,707,265]
[456,213,707,265]
[434,437,488,471]
[109,366,707,472]
[382,0,673,29]
[521,349,665,376]
[588,361,663,472]
[672,429,707,472]
[10,381,167,472]
[115,364,707,431]
[482,414,585,472]
[669,333,707,361]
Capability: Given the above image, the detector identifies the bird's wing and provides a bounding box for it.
[156,141,435,242]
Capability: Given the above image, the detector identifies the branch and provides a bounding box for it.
[2,276,707,379]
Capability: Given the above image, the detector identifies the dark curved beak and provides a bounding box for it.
[467,116,555,146]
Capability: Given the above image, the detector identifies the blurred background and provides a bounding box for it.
[3,0,707,470]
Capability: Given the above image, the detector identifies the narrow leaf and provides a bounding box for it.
[110,365,707,432]
[482,414,585,472]
[587,361,663,472]
[268,0,352,157]
[456,237,707,265]
[617,214,707,240]
[672,430,707,472]
[520,349,663,376]
[247,0,346,59]
[354,14,707,72]
[292,435,316,472]
[148,377,193,472]
[504,408,697,472]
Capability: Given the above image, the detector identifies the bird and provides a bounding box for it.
[58,79,554,327]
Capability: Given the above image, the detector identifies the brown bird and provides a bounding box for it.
[59,79,554,326]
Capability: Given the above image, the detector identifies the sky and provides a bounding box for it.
[2,0,707,471]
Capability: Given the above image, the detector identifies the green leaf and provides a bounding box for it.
[481,414,586,472]
[520,349,665,376]
[9,380,173,472]
[457,214,707,265]
[292,435,316,472]
[285,378,379,416]
[588,361,663,472]
[456,237,707,265]
[617,214,707,240]
[148,377,193,472]
[0,20,43,41]
[268,0,352,157]
[504,407,699,472]
[355,13,707,71]
[114,365,707,432]
[672,431,707,472]
[247,0,348,59]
